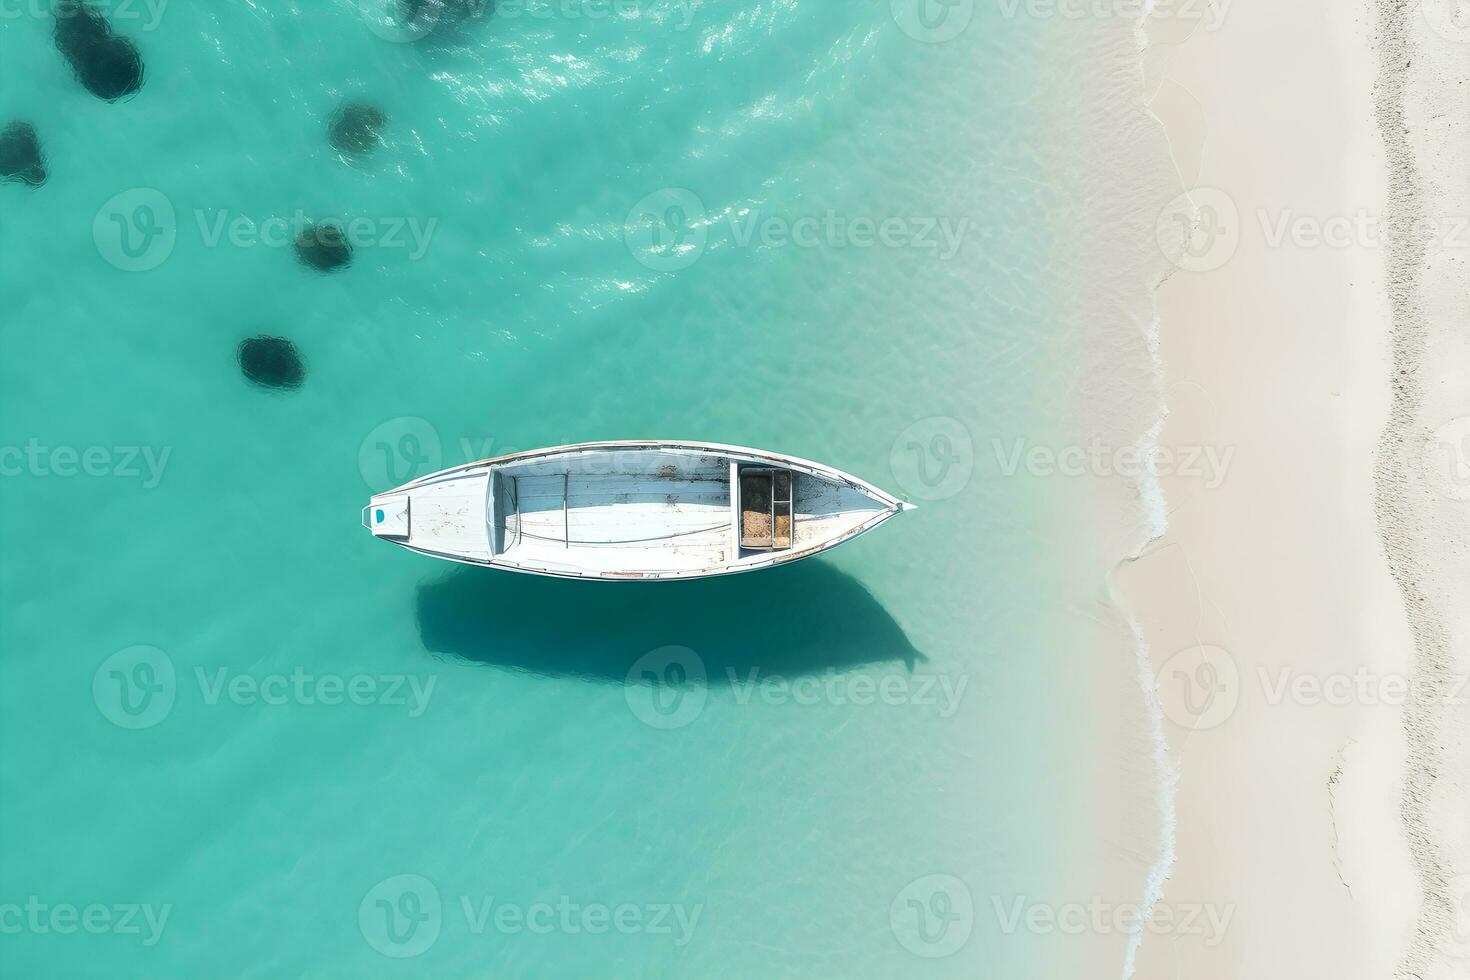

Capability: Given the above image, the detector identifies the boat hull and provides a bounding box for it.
[362,441,909,581]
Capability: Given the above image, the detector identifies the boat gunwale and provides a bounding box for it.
[391,505,901,582]
[386,440,906,510]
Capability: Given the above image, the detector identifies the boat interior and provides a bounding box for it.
[486,448,888,575]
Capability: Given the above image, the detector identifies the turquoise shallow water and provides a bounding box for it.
[1,2,1112,976]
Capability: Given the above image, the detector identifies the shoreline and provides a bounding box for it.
[1107,0,1440,976]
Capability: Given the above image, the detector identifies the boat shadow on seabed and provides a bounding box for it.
[414,559,924,683]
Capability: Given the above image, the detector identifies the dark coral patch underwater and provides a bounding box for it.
[328,102,388,156]
[53,0,144,102]
[0,123,46,187]
[294,221,353,272]
[238,336,306,391]
[391,0,492,40]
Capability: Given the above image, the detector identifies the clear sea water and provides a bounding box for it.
[0,1,1132,976]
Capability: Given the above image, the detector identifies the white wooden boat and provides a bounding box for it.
[361,440,913,581]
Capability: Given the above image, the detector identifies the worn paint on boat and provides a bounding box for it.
[361,441,914,581]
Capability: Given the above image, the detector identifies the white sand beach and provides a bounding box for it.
[1104,0,1470,976]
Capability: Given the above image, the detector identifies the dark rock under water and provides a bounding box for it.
[294,222,353,272]
[328,102,388,156]
[0,123,46,187]
[237,336,306,391]
[395,0,491,38]
[53,0,144,102]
